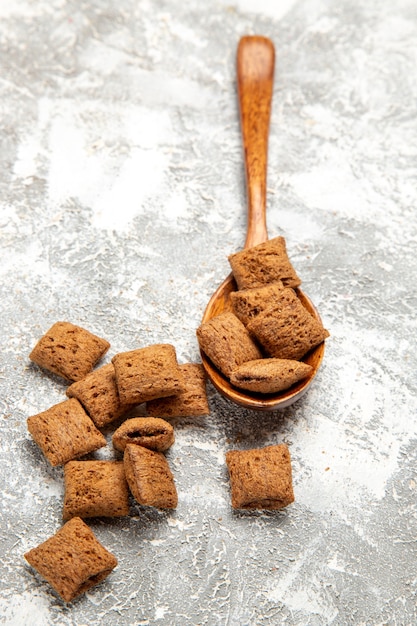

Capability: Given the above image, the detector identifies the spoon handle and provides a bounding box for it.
[237,35,275,249]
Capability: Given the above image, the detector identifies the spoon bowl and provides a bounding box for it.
[200,35,326,411]
[201,275,326,410]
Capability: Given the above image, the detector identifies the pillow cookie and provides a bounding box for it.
[112,417,174,452]
[123,444,177,509]
[230,281,284,326]
[29,321,110,382]
[247,288,329,360]
[27,398,106,466]
[66,363,136,428]
[24,517,118,603]
[230,358,313,393]
[63,460,130,520]
[112,344,184,405]
[196,312,262,378]
[228,236,301,290]
[146,363,209,418]
[226,444,294,510]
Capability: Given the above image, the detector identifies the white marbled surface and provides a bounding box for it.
[1,0,417,624]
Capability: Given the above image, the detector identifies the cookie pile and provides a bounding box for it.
[26,233,325,604]
[24,321,295,603]
[24,322,209,602]
[197,236,329,394]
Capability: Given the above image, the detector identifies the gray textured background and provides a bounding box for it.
[1,0,417,624]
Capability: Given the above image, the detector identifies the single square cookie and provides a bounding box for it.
[247,288,329,360]
[230,281,284,326]
[112,344,184,405]
[66,363,136,428]
[112,417,174,452]
[228,236,301,290]
[24,517,118,602]
[225,444,294,510]
[27,398,106,467]
[230,358,313,393]
[196,312,262,378]
[146,363,209,418]
[123,444,177,509]
[63,460,130,520]
[29,321,110,382]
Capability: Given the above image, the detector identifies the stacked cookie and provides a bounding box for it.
[197,236,329,394]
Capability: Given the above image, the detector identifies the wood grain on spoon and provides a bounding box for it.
[201,35,326,410]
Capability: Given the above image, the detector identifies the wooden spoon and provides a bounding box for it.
[200,35,326,410]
